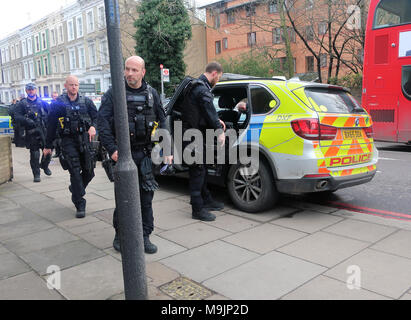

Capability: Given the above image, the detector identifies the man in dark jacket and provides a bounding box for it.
[97,56,173,254]
[14,83,51,182]
[181,62,226,222]
[43,76,98,218]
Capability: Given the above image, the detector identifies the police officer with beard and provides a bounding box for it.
[43,76,98,218]
[14,83,52,182]
[97,56,173,254]
[181,62,226,222]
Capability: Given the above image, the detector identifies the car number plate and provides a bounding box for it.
[343,129,363,140]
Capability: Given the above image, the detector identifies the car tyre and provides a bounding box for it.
[227,160,278,213]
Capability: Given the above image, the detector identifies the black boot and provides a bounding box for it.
[33,175,41,183]
[42,167,52,176]
[144,236,158,254]
[192,208,216,221]
[75,200,86,219]
[113,232,121,252]
[203,198,224,211]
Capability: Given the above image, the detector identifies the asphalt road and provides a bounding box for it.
[305,141,411,220]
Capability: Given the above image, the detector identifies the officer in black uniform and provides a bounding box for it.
[97,56,173,254]
[43,75,98,218]
[181,62,226,221]
[14,83,52,182]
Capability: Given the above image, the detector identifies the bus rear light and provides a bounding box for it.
[291,119,337,141]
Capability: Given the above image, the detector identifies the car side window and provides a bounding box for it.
[402,66,411,100]
[250,85,276,114]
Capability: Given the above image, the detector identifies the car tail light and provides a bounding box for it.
[291,119,337,141]
[364,126,373,139]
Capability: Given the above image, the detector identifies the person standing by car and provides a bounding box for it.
[14,83,52,182]
[181,62,226,222]
[43,76,98,218]
[8,98,25,147]
[98,55,173,254]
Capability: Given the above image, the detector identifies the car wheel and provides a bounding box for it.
[227,160,278,213]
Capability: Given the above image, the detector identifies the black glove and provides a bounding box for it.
[139,156,159,192]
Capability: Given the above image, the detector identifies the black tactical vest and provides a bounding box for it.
[181,79,206,131]
[126,85,156,148]
[60,94,91,135]
[22,98,46,122]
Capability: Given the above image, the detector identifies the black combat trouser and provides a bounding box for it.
[26,129,51,177]
[61,136,95,209]
[183,140,212,212]
[112,148,154,238]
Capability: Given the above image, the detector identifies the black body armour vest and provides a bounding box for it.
[181,79,206,131]
[22,98,46,122]
[60,95,91,135]
[126,85,156,148]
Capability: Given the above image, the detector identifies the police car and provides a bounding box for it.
[0,104,13,136]
[165,76,378,213]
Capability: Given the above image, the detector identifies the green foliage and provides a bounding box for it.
[134,0,192,96]
[329,73,363,89]
[219,51,285,78]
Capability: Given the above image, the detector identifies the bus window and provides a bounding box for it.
[403,66,411,99]
[373,0,411,29]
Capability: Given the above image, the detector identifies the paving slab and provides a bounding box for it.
[325,249,411,299]
[291,201,340,214]
[56,216,101,230]
[154,209,198,230]
[371,230,411,259]
[77,226,116,250]
[158,222,231,249]
[278,231,369,268]
[146,261,181,287]
[0,215,55,241]
[57,255,123,300]
[0,272,64,300]
[161,240,259,283]
[66,220,112,235]
[0,252,31,280]
[223,223,307,254]
[225,206,297,223]
[323,219,398,243]
[206,214,261,233]
[281,275,391,300]
[271,210,343,233]
[20,240,106,275]
[0,208,36,225]
[203,251,326,300]
[0,198,20,210]
[3,227,79,255]
[400,294,411,300]
[152,199,193,215]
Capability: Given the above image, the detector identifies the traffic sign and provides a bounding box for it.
[162,68,170,82]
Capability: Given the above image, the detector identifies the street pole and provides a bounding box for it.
[104,0,147,300]
[160,64,164,102]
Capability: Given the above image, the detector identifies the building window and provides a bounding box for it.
[53,55,58,73]
[223,38,228,50]
[306,0,314,10]
[227,11,235,24]
[44,57,49,75]
[306,25,314,41]
[69,49,76,70]
[58,25,64,43]
[68,20,75,41]
[247,32,256,47]
[98,6,106,29]
[22,41,27,57]
[87,10,94,33]
[41,32,47,50]
[29,61,34,79]
[246,4,256,17]
[306,56,314,72]
[10,45,15,60]
[215,40,221,54]
[37,60,42,76]
[288,27,296,42]
[89,43,96,66]
[15,44,20,59]
[100,40,108,64]
[51,29,56,46]
[273,27,282,44]
[76,16,84,38]
[320,53,327,67]
[214,12,220,28]
[269,1,278,13]
[27,38,33,55]
[60,53,66,72]
[95,78,101,92]
[319,22,327,35]
[78,47,86,69]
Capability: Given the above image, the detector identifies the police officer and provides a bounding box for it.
[43,76,98,218]
[97,56,173,254]
[14,83,52,182]
[181,62,226,221]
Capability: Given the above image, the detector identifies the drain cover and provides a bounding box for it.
[159,277,213,300]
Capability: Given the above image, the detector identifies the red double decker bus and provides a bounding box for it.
[362,0,411,143]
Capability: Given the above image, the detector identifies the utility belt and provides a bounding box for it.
[61,119,89,136]
[128,116,157,146]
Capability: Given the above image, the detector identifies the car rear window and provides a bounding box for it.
[304,88,365,114]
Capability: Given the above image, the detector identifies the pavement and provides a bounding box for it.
[1,145,411,300]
